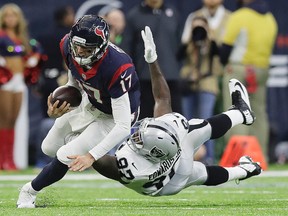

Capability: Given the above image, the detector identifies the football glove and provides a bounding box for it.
[141,26,157,63]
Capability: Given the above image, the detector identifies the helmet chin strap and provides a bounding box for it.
[74,51,105,67]
[74,56,92,66]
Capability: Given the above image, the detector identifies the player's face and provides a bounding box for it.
[74,45,94,58]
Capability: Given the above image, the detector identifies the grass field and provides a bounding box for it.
[0,166,288,216]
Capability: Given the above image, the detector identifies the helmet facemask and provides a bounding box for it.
[70,35,108,67]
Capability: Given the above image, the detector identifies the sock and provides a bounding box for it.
[225,167,247,181]
[206,114,232,139]
[223,109,244,127]
[31,157,68,191]
[26,182,38,195]
[204,166,229,186]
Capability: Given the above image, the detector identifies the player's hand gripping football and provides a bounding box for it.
[47,93,71,118]
[141,26,157,63]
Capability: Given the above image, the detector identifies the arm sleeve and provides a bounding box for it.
[181,13,195,44]
[65,70,82,92]
[89,93,131,160]
[219,13,240,66]
[219,43,233,66]
[222,13,241,45]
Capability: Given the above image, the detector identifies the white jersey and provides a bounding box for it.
[115,113,190,195]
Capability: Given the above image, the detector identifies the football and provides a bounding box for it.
[51,85,82,108]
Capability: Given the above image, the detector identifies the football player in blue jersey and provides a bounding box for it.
[17,15,140,208]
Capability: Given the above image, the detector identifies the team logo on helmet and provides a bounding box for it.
[94,21,107,41]
[150,146,165,158]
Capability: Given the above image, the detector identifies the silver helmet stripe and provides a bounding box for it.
[147,125,179,147]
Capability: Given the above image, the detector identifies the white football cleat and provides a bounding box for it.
[238,156,262,181]
[17,182,37,208]
[228,79,255,125]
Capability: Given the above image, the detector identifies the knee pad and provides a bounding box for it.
[41,138,57,157]
[56,145,71,165]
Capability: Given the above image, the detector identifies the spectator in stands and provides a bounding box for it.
[100,8,126,46]
[40,5,75,73]
[178,16,218,164]
[179,0,230,164]
[220,0,278,161]
[121,0,182,119]
[181,0,230,46]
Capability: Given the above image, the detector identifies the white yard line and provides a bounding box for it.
[260,170,288,177]
[0,173,107,181]
[0,170,287,181]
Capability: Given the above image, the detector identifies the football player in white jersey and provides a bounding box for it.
[90,26,262,196]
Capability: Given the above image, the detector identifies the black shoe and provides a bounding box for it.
[228,79,255,125]
[238,156,262,181]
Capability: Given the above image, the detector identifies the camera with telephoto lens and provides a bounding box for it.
[191,25,208,43]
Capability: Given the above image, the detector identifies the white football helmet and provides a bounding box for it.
[129,118,180,163]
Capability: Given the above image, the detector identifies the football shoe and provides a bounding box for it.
[17,182,37,208]
[238,156,262,181]
[228,78,255,125]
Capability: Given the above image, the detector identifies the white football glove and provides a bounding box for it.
[141,26,157,63]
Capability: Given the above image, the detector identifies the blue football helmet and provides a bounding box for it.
[69,15,110,66]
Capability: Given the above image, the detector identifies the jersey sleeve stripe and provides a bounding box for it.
[108,63,133,90]
[60,34,69,66]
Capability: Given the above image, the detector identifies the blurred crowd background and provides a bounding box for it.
[1,0,288,170]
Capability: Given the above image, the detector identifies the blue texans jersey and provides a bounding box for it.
[0,30,25,57]
[60,34,141,114]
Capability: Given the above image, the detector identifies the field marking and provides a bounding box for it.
[260,170,288,177]
[0,173,107,181]
[86,205,288,211]
[0,170,287,181]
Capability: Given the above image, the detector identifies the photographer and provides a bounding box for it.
[178,16,220,164]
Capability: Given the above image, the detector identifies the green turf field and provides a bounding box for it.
[0,168,287,216]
